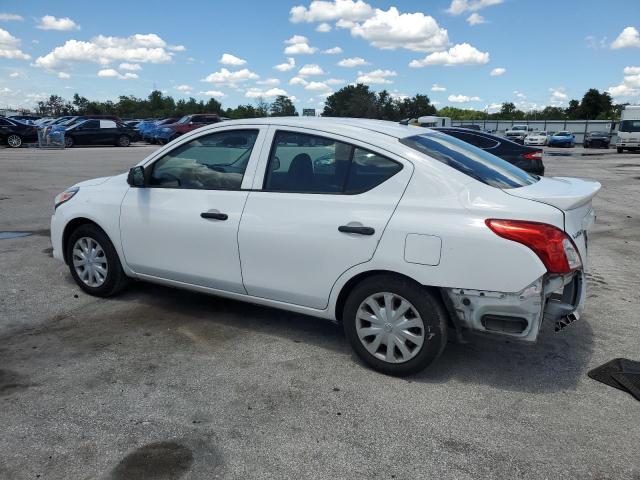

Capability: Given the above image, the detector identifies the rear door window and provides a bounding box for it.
[440,130,500,149]
[100,120,117,129]
[400,132,537,189]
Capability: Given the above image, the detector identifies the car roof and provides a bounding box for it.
[210,117,431,140]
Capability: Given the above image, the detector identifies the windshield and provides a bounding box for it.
[620,120,640,132]
[400,132,537,189]
[556,131,571,137]
[511,126,527,131]
[176,115,191,124]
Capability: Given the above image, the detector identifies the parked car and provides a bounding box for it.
[142,118,178,143]
[433,127,545,175]
[525,131,549,146]
[583,131,611,149]
[0,117,38,147]
[50,118,599,375]
[504,125,531,144]
[548,131,575,148]
[8,115,41,124]
[156,114,222,144]
[64,119,140,147]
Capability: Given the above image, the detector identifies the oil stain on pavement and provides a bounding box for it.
[109,441,194,480]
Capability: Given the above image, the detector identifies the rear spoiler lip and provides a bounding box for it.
[506,176,602,211]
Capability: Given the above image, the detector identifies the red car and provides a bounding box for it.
[156,114,222,144]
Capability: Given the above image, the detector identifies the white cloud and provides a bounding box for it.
[390,90,409,100]
[97,68,119,78]
[0,28,30,60]
[199,90,227,98]
[351,7,449,52]
[37,15,80,31]
[337,56,369,67]
[245,87,288,98]
[219,53,247,66]
[448,94,481,102]
[466,13,485,25]
[274,57,296,71]
[57,71,70,79]
[431,83,446,92]
[323,46,342,54]
[305,81,332,91]
[284,35,318,55]
[611,26,640,49]
[486,102,502,113]
[257,78,281,86]
[202,67,259,86]
[608,66,640,99]
[549,87,567,102]
[490,67,506,76]
[168,45,186,52]
[119,62,141,71]
[9,71,20,77]
[513,90,526,99]
[447,0,503,15]
[176,84,193,94]
[289,76,308,86]
[316,22,332,32]
[97,68,137,80]
[290,0,374,23]
[35,33,173,70]
[409,43,489,67]
[325,78,345,85]
[585,35,608,49]
[299,63,324,76]
[0,13,23,21]
[356,68,396,84]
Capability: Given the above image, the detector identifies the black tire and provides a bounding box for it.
[116,135,131,147]
[64,135,74,148]
[617,147,624,153]
[65,223,128,297]
[6,134,22,148]
[342,274,448,376]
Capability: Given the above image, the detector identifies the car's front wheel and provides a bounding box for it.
[64,136,74,148]
[617,147,624,153]
[66,223,128,297]
[343,274,448,376]
[116,135,131,147]
[6,134,22,148]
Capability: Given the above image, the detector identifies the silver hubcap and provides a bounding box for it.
[7,135,21,147]
[72,237,108,287]
[356,292,426,364]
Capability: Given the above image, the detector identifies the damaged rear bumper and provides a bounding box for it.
[445,271,584,342]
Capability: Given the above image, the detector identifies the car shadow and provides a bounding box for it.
[115,282,594,394]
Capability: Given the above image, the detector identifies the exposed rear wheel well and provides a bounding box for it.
[62,218,103,264]
[334,270,452,328]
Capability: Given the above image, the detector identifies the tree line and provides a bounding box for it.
[33,85,626,121]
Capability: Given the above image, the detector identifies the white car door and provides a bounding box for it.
[238,127,412,309]
[120,127,267,293]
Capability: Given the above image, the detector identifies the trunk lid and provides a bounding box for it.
[505,176,601,262]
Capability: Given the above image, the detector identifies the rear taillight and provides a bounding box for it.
[485,219,582,274]
[522,150,542,160]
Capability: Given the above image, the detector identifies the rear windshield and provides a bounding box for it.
[400,132,537,189]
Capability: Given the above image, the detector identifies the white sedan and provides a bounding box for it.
[525,131,549,146]
[51,118,600,375]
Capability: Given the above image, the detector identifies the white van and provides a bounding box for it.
[616,105,640,153]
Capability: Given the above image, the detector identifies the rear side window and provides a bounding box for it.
[264,131,402,194]
[400,132,537,189]
[82,120,99,128]
[100,120,116,128]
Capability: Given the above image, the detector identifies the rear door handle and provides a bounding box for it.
[338,225,375,235]
[201,211,228,221]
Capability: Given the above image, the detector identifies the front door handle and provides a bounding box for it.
[338,225,375,235]
[201,211,228,221]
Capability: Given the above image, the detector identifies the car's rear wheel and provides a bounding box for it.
[617,147,624,153]
[343,274,448,376]
[7,134,22,148]
[64,136,74,148]
[66,224,128,297]
[116,135,131,147]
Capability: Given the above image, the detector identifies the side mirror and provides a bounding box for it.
[127,166,145,187]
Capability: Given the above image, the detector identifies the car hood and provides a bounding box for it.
[72,176,113,188]
[505,176,601,211]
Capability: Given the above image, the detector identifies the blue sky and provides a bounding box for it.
[1,0,639,113]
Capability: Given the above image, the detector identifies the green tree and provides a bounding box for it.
[323,84,378,118]
[270,95,297,116]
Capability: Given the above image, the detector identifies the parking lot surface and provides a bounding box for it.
[1,145,639,479]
